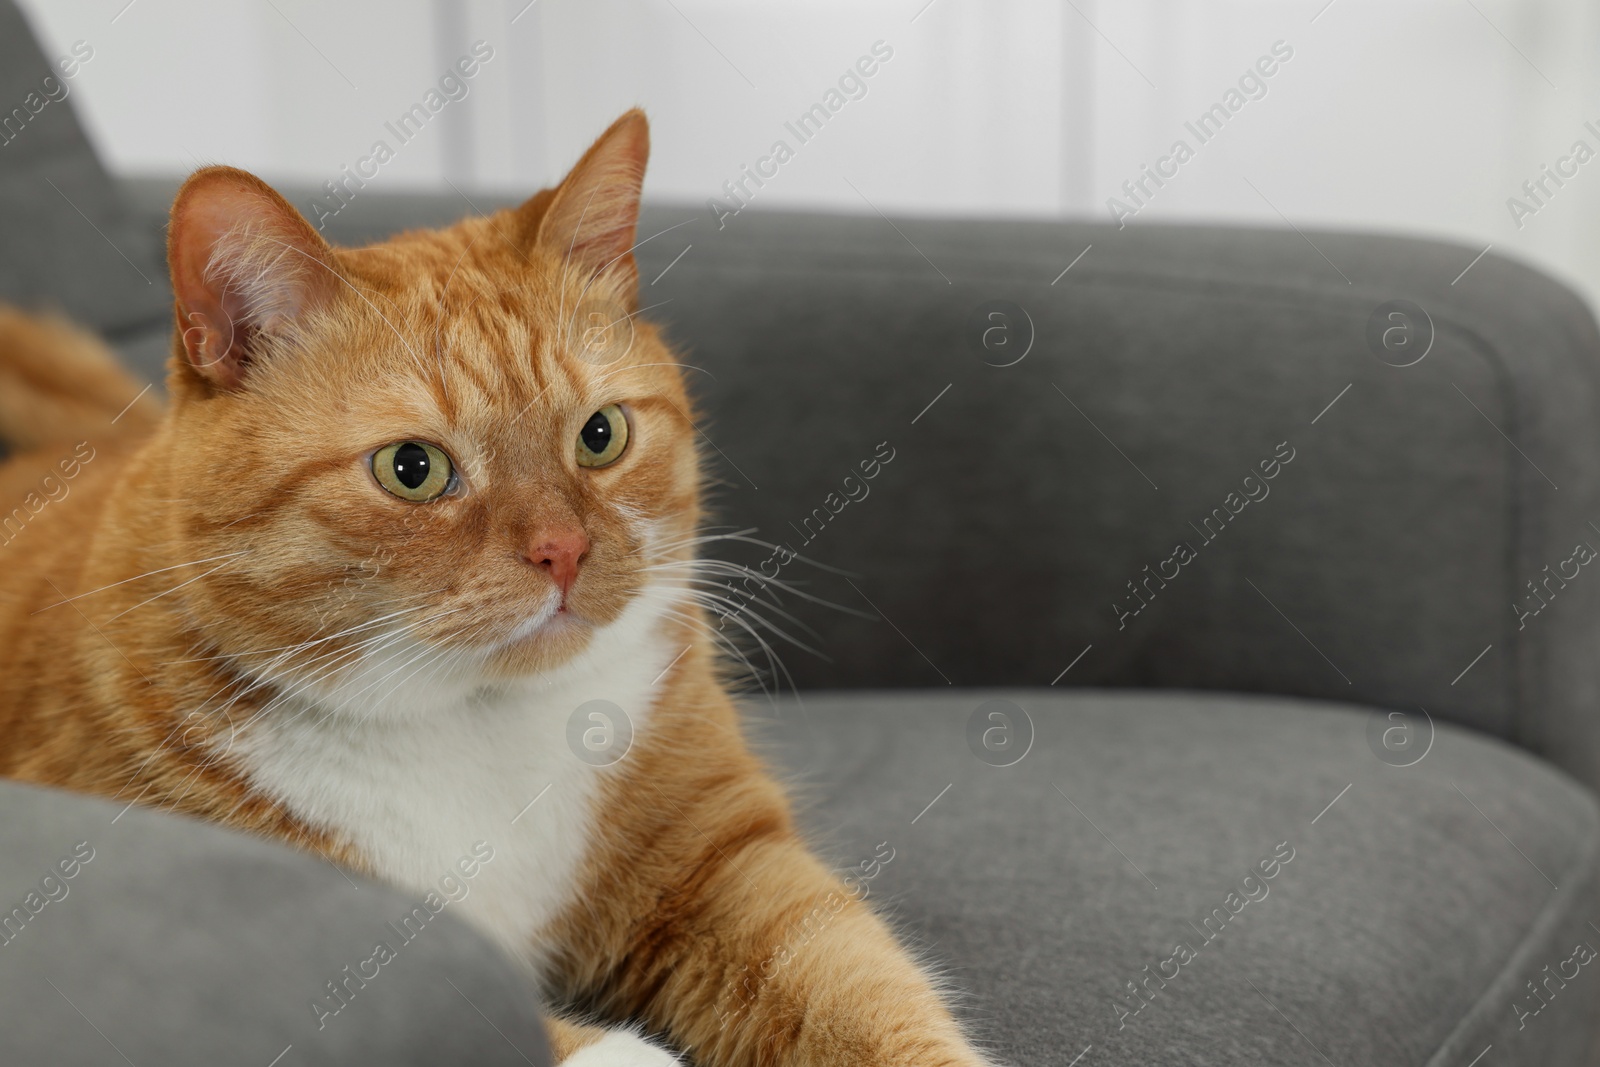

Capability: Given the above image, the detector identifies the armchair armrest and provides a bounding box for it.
[0,778,551,1066]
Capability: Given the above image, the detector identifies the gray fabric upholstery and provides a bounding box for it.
[0,779,552,1066]
[766,690,1600,1066]
[0,5,166,338]
[626,208,1600,799]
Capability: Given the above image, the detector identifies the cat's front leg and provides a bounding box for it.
[684,843,992,1067]
[561,778,994,1067]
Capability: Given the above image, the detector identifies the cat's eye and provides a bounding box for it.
[372,440,454,502]
[576,404,629,468]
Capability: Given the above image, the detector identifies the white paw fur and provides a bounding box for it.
[559,1029,683,1066]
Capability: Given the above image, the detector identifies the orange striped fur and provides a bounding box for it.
[0,111,994,1066]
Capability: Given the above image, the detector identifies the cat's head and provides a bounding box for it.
[159,110,702,713]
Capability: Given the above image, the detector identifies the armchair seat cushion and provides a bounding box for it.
[767,689,1600,1065]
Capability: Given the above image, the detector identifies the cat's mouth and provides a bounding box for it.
[462,598,608,681]
[495,599,585,649]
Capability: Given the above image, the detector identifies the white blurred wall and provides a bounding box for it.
[18,0,1600,307]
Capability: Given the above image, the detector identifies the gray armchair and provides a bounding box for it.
[4,1,1599,1063]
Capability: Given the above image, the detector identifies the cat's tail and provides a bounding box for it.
[0,307,162,452]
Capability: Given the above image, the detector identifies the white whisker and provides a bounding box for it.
[31,551,250,615]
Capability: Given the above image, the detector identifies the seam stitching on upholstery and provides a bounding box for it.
[1420,793,1600,1067]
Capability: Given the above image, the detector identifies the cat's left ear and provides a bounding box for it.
[168,166,338,391]
[522,109,649,303]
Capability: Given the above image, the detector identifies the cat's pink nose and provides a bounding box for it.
[524,529,590,600]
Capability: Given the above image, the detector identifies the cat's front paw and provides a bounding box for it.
[559,1029,683,1067]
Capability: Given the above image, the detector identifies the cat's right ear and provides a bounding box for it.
[518,110,649,300]
[167,167,337,390]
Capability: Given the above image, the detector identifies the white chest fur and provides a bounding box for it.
[231,595,678,972]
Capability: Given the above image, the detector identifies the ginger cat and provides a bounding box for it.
[0,111,994,1066]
